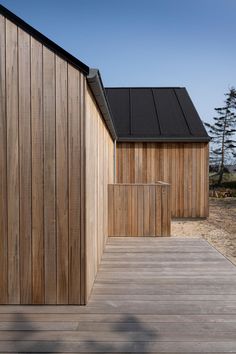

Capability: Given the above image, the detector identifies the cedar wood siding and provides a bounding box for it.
[85,86,114,302]
[0,15,114,304]
[0,10,209,305]
[108,183,171,237]
[116,142,209,218]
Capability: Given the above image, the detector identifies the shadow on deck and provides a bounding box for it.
[1,237,236,353]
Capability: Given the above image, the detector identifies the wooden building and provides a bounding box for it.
[0,5,210,305]
[106,88,210,218]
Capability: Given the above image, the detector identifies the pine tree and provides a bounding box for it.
[205,87,236,185]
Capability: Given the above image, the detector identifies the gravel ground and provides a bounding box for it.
[172,198,236,265]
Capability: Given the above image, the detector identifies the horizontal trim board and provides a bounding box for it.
[118,137,211,142]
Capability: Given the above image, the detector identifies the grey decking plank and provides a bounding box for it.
[90,294,236,301]
[2,321,236,332]
[2,313,236,323]
[1,340,236,352]
[1,237,236,353]
[2,329,236,341]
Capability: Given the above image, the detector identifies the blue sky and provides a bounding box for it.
[1,0,236,124]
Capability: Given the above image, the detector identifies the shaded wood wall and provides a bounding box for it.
[116,142,209,218]
[0,16,87,304]
[108,183,171,237]
[85,87,114,301]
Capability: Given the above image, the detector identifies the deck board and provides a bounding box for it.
[0,237,236,353]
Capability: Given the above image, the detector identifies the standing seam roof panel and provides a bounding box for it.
[130,89,160,136]
[105,87,210,142]
[175,88,209,137]
[105,88,130,136]
[152,89,190,137]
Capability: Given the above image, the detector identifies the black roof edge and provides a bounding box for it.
[0,4,89,75]
[87,69,117,140]
[105,87,184,89]
[117,136,211,143]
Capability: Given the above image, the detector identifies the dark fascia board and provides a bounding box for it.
[118,136,211,143]
[87,69,117,140]
[0,4,89,75]
[105,86,183,89]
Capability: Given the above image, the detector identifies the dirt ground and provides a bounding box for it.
[172,198,236,265]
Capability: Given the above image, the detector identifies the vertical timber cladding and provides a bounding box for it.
[116,142,209,218]
[108,184,171,237]
[85,86,114,302]
[0,15,86,304]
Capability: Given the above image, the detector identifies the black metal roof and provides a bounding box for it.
[0,4,89,75]
[106,87,210,142]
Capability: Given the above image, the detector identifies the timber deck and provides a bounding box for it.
[1,237,236,353]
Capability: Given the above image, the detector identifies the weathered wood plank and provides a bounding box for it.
[0,340,236,352]
[68,65,81,304]
[80,76,86,305]
[56,56,69,304]
[6,18,20,304]
[2,327,236,341]
[31,37,44,304]
[0,14,8,304]
[2,312,236,323]
[43,46,56,304]
[18,28,32,304]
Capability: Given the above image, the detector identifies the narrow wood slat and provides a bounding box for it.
[43,46,56,304]
[68,65,81,304]
[183,144,188,217]
[143,185,150,236]
[0,15,8,304]
[180,144,185,217]
[80,76,86,305]
[108,185,114,236]
[167,185,171,235]
[200,143,206,217]
[131,185,138,236]
[31,37,44,304]
[6,19,20,304]
[196,143,201,217]
[188,144,192,216]
[137,185,144,236]
[126,185,132,236]
[85,88,95,299]
[98,122,104,262]
[56,56,69,304]
[18,28,32,304]
[149,185,156,235]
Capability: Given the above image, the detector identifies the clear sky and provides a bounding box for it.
[1,0,236,124]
